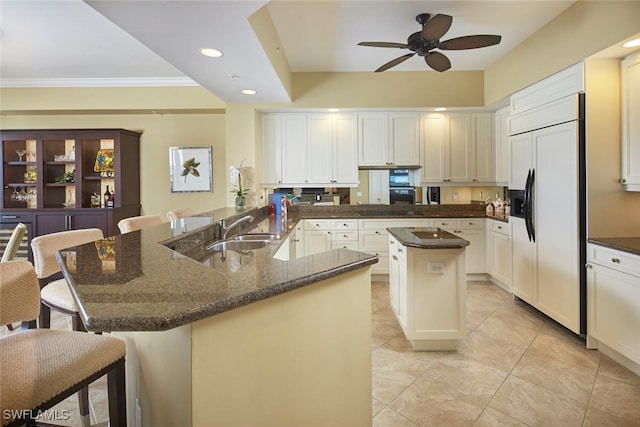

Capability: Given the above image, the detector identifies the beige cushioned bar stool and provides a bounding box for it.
[117,215,162,234]
[1,222,27,263]
[30,228,104,331]
[0,260,126,427]
[166,207,195,221]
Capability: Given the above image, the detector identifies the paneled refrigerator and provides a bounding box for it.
[508,93,586,335]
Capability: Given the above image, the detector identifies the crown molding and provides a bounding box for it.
[0,77,198,88]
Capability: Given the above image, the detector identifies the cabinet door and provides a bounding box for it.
[495,106,510,184]
[260,115,282,185]
[304,230,332,256]
[471,113,493,182]
[389,113,420,166]
[509,132,532,190]
[587,262,640,364]
[389,236,400,315]
[73,211,108,235]
[368,170,389,204]
[490,230,512,286]
[621,52,640,187]
[358,114,389,166]
[420,113,447,182]
[458,228,484,274]
[511,217,535,304]
[307,114,333,184]
[333,114,358,185]
[447,113,472,182]
[281,115,308,184]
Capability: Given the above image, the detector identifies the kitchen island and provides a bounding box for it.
[56,206,377,427]
[387,227,470,351]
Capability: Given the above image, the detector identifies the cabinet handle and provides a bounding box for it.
[390,240,394,245]
[343,234,348,238]
[327,231,332,235]
[620,178,626,184]
[398,248,403,253]
[472,178,477,182]
[611,258,621,264]
[2,215,18,219]
[392,255,398,261]
[497,226,502,229]
[375,231,381,235]
[585,263,593,269]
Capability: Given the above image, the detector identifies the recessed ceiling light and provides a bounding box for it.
[434,107,447,111]
[200,48,223,58]
[623,38,640,48]
[328,108,340,112]
[242,89,257,95]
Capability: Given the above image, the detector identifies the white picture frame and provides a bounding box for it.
[169,146,213,193]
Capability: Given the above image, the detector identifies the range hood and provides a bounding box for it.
[358,165,421,170]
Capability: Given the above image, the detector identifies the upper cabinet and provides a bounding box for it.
[420,112,493,184]
[621,51,640,191]
[357,113,420,168]
[494,106,510,185]
[260,113,358,187]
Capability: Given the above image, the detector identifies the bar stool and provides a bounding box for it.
[166,207,195,221]
[118,215,162,234]
[0,260,127,427]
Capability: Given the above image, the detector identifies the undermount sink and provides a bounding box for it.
[229,233,277,241]
[206,240,270,252]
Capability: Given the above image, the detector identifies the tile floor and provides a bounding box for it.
[3,279,640,426]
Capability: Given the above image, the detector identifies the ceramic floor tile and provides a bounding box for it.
[424,353,508,406]
[597,355,640,387]
[455,330,527,373]
[525,330,601,370]
[473,407,529,427]
[466,281,512,304]
[371,319,403,348]
[588,373,640,425]
[389,375,486,426]
[465,293,502,331]
[474,313,541,348]
[583,405,640,427]
[372,397,386,417]
[489,375,587,426]
[511,352,597,404]
[377,336,446,376]
[372,407,418,427]
[490,300,547,332]
[371,349,420,404]
[371,305,401,328]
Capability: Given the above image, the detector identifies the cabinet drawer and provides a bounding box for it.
[490,220,510,235]
[589,244,640,277]
[0,212,32,223]
[332,231,358,241]
[458,218,484,229]
[332,219,358,230]
[332,241,359,251]
[359,230,389,251]
[305,220,332,230]
[433,218,457,229]
[358,219,390,229]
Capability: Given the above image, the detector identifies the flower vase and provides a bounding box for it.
[235,195,246,208]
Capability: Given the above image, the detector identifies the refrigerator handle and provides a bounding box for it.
[529,169,535,242]
[523,169,533,242]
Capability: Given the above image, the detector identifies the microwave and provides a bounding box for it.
[389,169,412,187]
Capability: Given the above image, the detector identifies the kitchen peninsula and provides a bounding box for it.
[57,206,377,427]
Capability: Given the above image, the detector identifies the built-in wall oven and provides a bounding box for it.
[389,169,415,204]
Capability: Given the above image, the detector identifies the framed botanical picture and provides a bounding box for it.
[169,146,213,193]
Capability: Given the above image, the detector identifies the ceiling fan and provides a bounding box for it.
[358,13,501,72]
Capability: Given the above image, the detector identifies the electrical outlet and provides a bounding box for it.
[428,262,445,274]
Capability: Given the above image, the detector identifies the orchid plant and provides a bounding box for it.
[229,160,250,199]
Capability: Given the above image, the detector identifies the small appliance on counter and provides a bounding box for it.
[425,187,440,204]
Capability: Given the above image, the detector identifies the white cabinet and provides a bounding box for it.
[358,113,420,167]
[368,170,389,204]
[303,219,359,256]
[330,219,359,250]
[432,218,485,274]
[307,114,358,186]
[494,106,510,184]
[389,234,467,351]
[511,217,535,304]
[487,219,512,288]
[587,243,640,372]
[420,112,493,184]
[621,51,640,191]
[260,113,357,187]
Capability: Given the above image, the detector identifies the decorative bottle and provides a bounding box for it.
[104,185,111,208]
[107,190,115,208]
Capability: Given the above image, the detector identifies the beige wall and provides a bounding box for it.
[0,87,228,218]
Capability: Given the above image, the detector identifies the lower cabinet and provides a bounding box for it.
[586,243,640,371]
[487,219,512,288]
[433,218,485,274]
[389,234,466,351]
[33,206,139,237]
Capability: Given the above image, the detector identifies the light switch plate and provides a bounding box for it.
[428,262,445,274]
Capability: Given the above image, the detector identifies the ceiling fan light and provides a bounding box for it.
[199,48,223,58]
[623,38,640,48]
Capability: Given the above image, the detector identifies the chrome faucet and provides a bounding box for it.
[220,215,254,239]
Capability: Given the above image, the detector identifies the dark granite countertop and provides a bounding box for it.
[588,237,640,256]
[56,204,490,333]
[387,227,470,249]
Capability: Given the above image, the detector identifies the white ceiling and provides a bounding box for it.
[0,0,632,103]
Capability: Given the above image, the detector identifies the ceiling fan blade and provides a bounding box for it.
[358,42,408,49]
[425,52,451,72]
[439,35,502,50]
[375,53,415,72]
[421,14,453,40]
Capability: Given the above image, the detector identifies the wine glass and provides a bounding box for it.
[16,149,26,162]
[10,188,19,202]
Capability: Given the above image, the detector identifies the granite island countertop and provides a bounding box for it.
[56,204,491,332]
[387,227,470,249]
[587,237,640,256]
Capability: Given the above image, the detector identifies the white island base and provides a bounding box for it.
[113,268,372,427]
[389,233,467,351]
